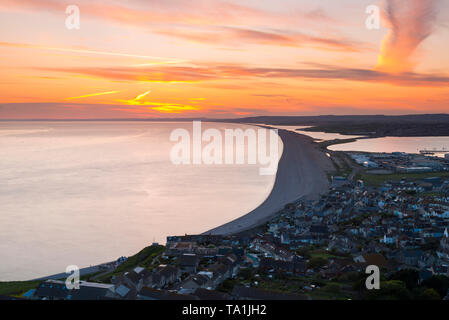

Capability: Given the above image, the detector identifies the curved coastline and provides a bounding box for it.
[29,125,333,281]
[204,128,333,236]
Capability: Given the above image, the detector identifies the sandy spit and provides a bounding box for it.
[204,129,334,236]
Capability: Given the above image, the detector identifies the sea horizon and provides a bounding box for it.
[0,121,283,281]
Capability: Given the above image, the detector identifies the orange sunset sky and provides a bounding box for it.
[0,0,448,119]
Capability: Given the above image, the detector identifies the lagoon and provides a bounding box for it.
[328,136,449,157]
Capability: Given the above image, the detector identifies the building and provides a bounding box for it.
[33,280,117,300]
[179,253,199,273]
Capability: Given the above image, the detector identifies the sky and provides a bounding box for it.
[0,0,448,119]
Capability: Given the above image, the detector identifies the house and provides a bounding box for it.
[320,259,356,279]
[138,287,198,300]
[309,225,329,236]
[34,280,117,300]
[166,234,224,246]
[178,274,211,292]
[146,265,181,289]
[206,263,232,288]
[246,253,260,268]
[179,254,199,273]
[123,267,150,290]
[259,258,307,275]
[193,288,230,300]
[397,250,424,266]
[218,253,240,277]
[33,280,68,300]
[114,284,134,299]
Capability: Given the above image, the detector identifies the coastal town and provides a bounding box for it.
[6,147,449,301]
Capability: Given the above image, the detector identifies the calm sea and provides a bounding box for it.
[0,121,281,280]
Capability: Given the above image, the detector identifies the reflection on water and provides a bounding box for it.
[262,124,449,158]
[329,136,449,158]
[262,125,363,141]
[0,121,281,280]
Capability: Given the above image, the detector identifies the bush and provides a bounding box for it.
[323,283,341,293]
[216,279,237,293]
[0,281,41,297]
[295,247,311,259]
[388,269,419,290]
[307,257,328,269]
[95,245,165,283]
[421,288,441,300]
[365,280,412,300]
[238,268,253,280]
[422,275,449,298]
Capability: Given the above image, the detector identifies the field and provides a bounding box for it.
[95,245,165,283]
[0,280,41,297]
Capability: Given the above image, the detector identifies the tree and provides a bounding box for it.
[422,288,441,300]
[388,269,419,290]
[307,257,328,269]
[422,275,449,298]
[339,271,359,283]
[365,280,412,300]
[295,247,311,259]
[237,268,253,280]
[216,279,237,293]
[323,283,341,293]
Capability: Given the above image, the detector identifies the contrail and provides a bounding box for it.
[0,42,187,65]
[376,0,440,73]
[134,90,152,101]
[65,91,120,100]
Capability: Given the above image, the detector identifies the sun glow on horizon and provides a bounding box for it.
[1,0,449,118]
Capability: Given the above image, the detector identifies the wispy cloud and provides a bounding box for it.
[134,90,152,101]
[0,42,186,65]
[149,103,200,113]
[0,0,338,27]
[114,90,200,113]
[156,26,364,51]
[65,91,120,100]
[39,63,449,87]
[0,0,351,51]
[377,0,441,73]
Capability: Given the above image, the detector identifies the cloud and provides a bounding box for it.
[39,63,449,87]
[113,90,201,113]
[0,1,353,51]
[156,26,364,51]
[0,42,186,66]
[377,0,441,73]
[0,0,334,27]
[0,101,201,118]
[252,94,290,98]
[38,65,215,83]
[149,103,200,113]
[65,91,120,100]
